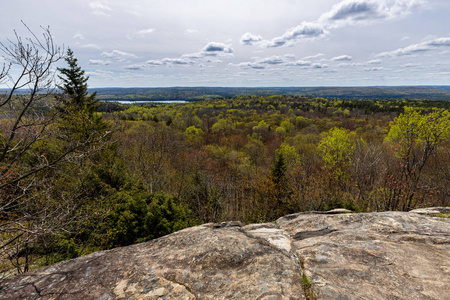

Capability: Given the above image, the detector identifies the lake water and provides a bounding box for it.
[105,100,188,104]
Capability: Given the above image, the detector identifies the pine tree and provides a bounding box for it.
[269,151,292,217]
[57,48,99,114]
[56,48,107,143]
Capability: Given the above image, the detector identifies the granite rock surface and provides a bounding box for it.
[1,208,449,299]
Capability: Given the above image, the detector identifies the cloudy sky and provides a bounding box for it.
[2,0,449,87]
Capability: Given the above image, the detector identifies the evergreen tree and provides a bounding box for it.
[269,151,292,217]
[57,48,99,114]
[56,48,106,141]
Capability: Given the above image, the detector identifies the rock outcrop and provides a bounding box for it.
[1,208,449,299]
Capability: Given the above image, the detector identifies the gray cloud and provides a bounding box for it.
[182,42,234,59]
[181,52,204,59]
[321,0,380,22]
[202,42,233,54]
[312,63,329,69]
[144,41,233,68]
[320,0,424,27]
[332,55,352,61]
[124,64,146,70]
[262,22,326,48]
[377,37,450,57]
[242,0,423,49]
[258,55,285,64]
[240,32,263,45]
[284,54,296,61]
[233,56,318,69]
[364,67,383,71]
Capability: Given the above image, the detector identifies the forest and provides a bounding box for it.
[92,86,450,102]
[1,26,450,277]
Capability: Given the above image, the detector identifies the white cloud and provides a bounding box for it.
[80,44,101,50]
[89,59,111,66]
[137,28,155,36]
[402,63,420,68]
[73,33,85,40]
[162,58,194,65]
[332,55,352,61]
[145,58,194,66]
[367,59,382,64]
[303,53,325,60]
[101,50,138,60]
[231,62,265,69]
[377,37,450,57]
[240,32,263,46]
[127,28,156,40]
[89,1,112,16]
[185,29,199,34]
[146,60,164,66]
[285,60,312,67]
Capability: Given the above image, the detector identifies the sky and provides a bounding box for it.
[1,0,449,87]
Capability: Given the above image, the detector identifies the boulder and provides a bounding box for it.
[1,209,449,299]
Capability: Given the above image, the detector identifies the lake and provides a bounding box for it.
[104,100,188,104]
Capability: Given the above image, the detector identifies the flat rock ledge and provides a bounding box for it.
[1,209,449,300]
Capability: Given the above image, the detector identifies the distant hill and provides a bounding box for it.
[3,86,449,101]
[89,86,450,102]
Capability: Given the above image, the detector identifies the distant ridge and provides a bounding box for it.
[89,86,450,101]
[3,86,449,101]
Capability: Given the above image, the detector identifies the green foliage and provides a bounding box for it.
[276,143,301,169]
[388,107,450,159]
[6,89,450,273]
[185,126,204,145]
[99,191,195,248]
[56,48,107,143]
[318,127,355,174]
[211,118,236,134]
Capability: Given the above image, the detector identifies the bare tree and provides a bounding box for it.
[0,23,110,276]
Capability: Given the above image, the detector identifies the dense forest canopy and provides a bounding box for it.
[89,86,450,102]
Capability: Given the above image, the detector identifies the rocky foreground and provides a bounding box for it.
[1,208,449,300]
